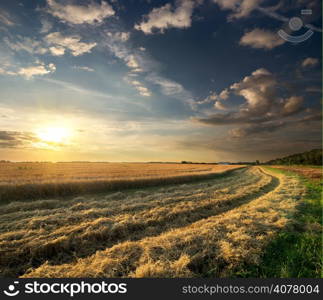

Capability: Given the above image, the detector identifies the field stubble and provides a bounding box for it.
[0,166,305,277]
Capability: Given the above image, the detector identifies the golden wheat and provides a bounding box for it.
[0,163,242,202]
[22,167,304,278]
[0,166,305,277]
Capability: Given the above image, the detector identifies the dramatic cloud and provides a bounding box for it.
[282,96,303,116]
[301,57,319,68]
[229,121,285,138]
[46,0,115,25]
[195,68,307,137]
[45,32,97,56]
[135,0,197,34]
[240,28,285,49]
[0,131,38,148]
[213,0,262,19]
[230,68,278,116]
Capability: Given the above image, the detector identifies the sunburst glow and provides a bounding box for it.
[36,127,71,144]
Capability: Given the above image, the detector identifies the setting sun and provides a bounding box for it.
[36,127,71,144]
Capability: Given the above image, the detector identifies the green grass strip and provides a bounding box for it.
[232,167,322,278]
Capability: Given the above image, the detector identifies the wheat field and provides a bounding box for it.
[0,162,240,203]
[0,164,306,277]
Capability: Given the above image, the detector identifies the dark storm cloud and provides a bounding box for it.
[194,68,309,138]
[229,121,286,138]
[176,117,321,161]
[0,131,38,148]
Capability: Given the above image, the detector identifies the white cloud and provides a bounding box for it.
[0,61,56,79]
[130,80,141,86]
[103,31,145,74]
[196,91,218,105]
[106,31,130,42]
[148,75,184,96]
[18,63,56,79]
[147,74,195,107]
[239,28,285,49]
[196,89,230,107]
[135,0,197,34]
[301,57,319,68]
[73,66,95,72]
[124,77,151,97]
[136,86,151,97]
[49,46,65,56]
[45,32,97,56]
[5,32,97,57]
[213,0,262,19]
[46,0,115,25]
[126,55,140,69]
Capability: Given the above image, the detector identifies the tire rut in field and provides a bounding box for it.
[0,168,278,277]
[23,167,303,278]
[0,168,251,276]
[0,169,249,234]
[0,168,254,234]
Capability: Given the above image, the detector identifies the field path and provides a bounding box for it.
[0,167,304,277]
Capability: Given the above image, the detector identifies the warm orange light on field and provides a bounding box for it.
[36,127,71,144]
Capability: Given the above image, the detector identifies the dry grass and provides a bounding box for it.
[0,162,241,202]
[268,165,322,181]
[0,166,305,277]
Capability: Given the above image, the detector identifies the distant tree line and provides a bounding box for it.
[266,149,322,166]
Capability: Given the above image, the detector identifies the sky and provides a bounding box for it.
[0,0,321,162]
